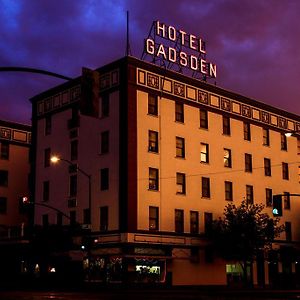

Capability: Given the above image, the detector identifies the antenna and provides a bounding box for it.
[126,11,132,56]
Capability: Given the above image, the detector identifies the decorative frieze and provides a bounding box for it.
[137,68,299,131]
[0,126,31,145]
[36,69,119,117]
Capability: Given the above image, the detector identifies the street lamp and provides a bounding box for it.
[284,130,300,137]
[50,155,92,226]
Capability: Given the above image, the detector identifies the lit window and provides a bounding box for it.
[224,148,232,168]
[200,143,209,163]
[176,137,185,158]
[149,206,159,231]
[149,168,159,191]
[148,130,158,153]
[176,173,186,194]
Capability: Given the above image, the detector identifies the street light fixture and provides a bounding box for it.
[50,155,92,226]
[284,130,300,137]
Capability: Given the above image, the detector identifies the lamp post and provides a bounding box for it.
[50,156,92,226]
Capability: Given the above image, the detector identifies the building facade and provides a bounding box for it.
[0,119,31,238]
[31,56,300,286]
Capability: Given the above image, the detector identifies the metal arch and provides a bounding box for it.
[0,67,72,81]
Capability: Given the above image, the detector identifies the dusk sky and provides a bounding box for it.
[1,0,300,125]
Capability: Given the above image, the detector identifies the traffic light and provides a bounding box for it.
[272,195,283,216]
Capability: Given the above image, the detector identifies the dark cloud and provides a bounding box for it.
[0,0,299,124]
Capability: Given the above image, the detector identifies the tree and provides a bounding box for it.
[210,200,284,286]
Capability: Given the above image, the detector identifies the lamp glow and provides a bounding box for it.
[285,132,293,137]
[50,156,60,163]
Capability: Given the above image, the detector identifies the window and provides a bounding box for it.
[175,209,184,233]
[243,122,251,141]
[148,130,158,153]
[224,148,232,168]
[282,162,289,180]
[43,181,50,202]
[100,206,108,231]
[245,153,252,172]
[176,173,186,195]
[45,115,52,135]
[264,158,271,176]
[70,211,76,226]
[42,214,49,227]
[200,143,209,163]
[70,140,78,161]
[175,102,184,122]
[0,170,8,187]
[202,177,210,198]
[246,185,254,205]
[263,128,270,146]
[223,116,231,135]
[283,192,290,210]
[190,211,199,234]
[100,131,109,154]
[101,93,109,117]
[83,208,91,224]
[69,175,77,197]
[0,142,9,160]
[176,137,185,158]
[44,148,51,167]
[285,222,292,241]
[281,133,287,151]
[204,212,213,235]
[266,188,272,207]
[200,109,208,129]
[100,168,109,190]
[0,197,7,214]
[149,206,159,231]
[225,181,233,201]
[148,94,158,116]
[149,168,159,190]
[57,212,63,226]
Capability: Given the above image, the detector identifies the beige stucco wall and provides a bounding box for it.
[137,89,300,239]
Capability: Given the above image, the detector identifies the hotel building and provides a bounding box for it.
[31,56,300,286]
[0,119,31,237]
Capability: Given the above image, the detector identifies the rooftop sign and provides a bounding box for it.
[142,20,217,80]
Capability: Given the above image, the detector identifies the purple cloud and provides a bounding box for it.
[0,0,299,124]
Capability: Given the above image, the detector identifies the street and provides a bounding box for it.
[1,288,300,300]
